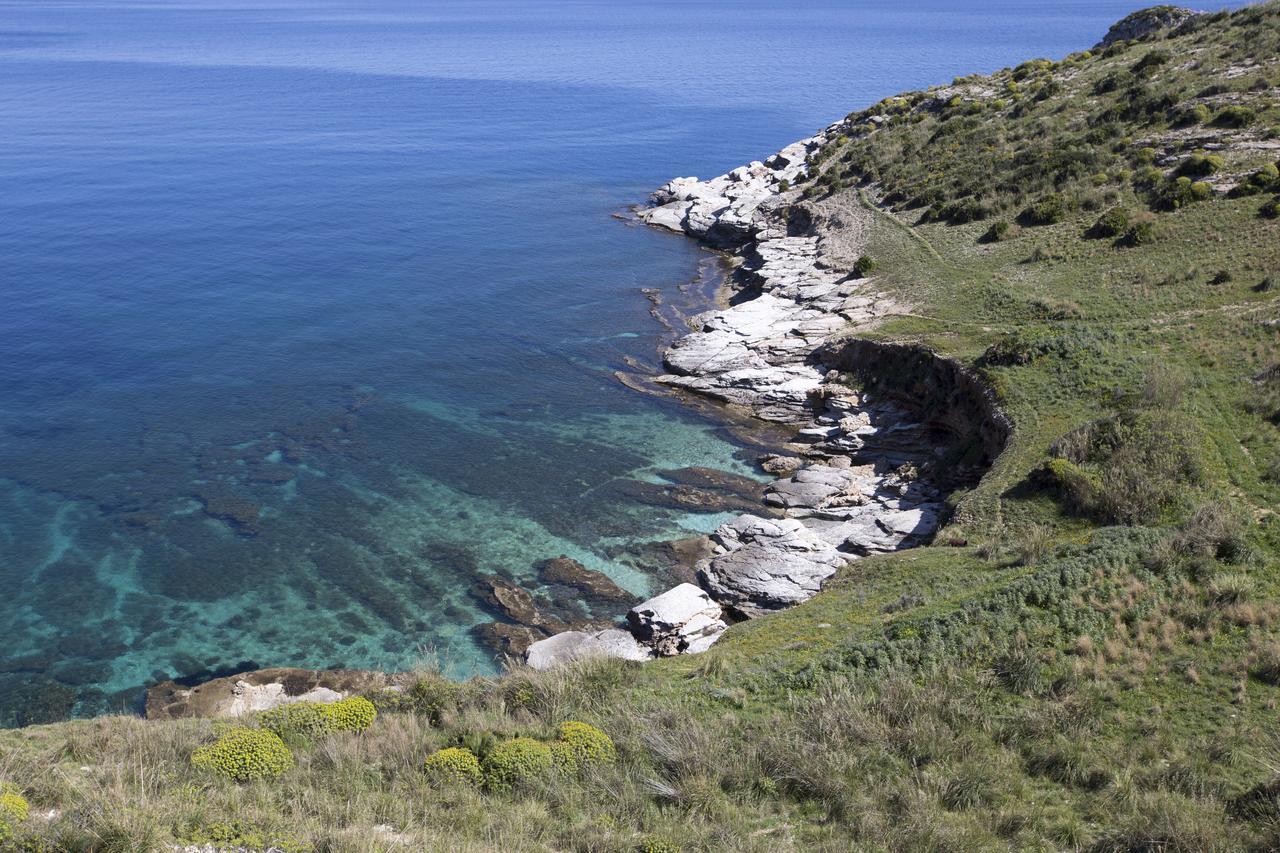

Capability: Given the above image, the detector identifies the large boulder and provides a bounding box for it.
[525,628,652,670]
[696,515,847,616]
[626,583,727,656]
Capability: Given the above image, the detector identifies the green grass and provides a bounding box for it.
[2,4,1280,851]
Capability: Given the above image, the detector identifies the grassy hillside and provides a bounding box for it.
[2,4,1279,851]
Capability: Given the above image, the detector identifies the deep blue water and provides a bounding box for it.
[0,0,1215,724]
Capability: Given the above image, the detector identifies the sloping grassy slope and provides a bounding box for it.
[2,4,1279,851]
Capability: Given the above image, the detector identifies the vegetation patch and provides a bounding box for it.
[190,727,294,782]
[422,746,483,787]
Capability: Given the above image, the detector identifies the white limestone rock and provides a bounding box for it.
[697,515,848,616]
[525,628,653,670]
[626,583,727,656]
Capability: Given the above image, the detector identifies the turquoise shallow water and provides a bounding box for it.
[0,0,1215,724]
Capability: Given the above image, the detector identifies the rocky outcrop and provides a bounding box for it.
[625,583,727,656]
[523,583,726,670]
[697,515,846,616]
[145,667,398,720]
[643,137,820,248]
[1096,6,1198,49]
[527,123,1007,668]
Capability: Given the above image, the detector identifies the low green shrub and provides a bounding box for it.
[404,674,462,723]
[982,219,1017,242]
[319,696,377,733]
[1021,193,1067,226]
[256,697,376,739]
[1237,162,1279,196]
[1174,152,1223,178]
[550,721,617,772]
[173,818,306,853]
[422,747,483,787]
[1131,49,1170,76]
[483,737,555,791]
[1177,103,1212,126]
[1213,105,1256,127]
[191,727,294,782]
[1154,176,1212,210]
[1124,218,1157,246]
[1043,409,1206,525]
[1260,195,1280,219]
[1091,206,1130,238]
[853,255,877,277]
[256,702,329,740]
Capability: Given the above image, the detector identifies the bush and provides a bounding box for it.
[403,674,462,723]
[853,255,877,277]
[1022,193,1067,225]
[1261,196,1280,219]
[320,696,377,733]
[982,219,1018,243]
[1230,162,1280,196]
[422,747,483,787]
[1154,176,1211,210]
[483,737,555,790]
[191,727,294,782]
[550,721,617,772]
[1174,152,1223,178]
[1213,105,1256,127]
[173,818,302,852]
[1045,409,1206,525]
[1091,206,1130,238]
[256,702,329,740]
[1178,103,1212,126]
[1132,50,1170,76]
[1124,218,1157,246]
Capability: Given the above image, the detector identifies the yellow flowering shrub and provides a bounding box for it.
[0,782,29,844]
[319,696,377,733]
[422,746,483,786]
[482,737,553,790]
[191,727,294,782]
[256,701,329,739]
[549,721,616,772]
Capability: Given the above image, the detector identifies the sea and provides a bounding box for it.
[0,0,1208,724]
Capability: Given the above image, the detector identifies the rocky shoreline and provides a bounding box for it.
[144,126,1011,717]
[519,127,994,669]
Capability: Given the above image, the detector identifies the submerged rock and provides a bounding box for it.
[626,583,727,656]
[473,621,547,658]
[473,575,556,630]
[537,556,636,606]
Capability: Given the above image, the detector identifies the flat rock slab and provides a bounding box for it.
[697,515,848,616]
[145,667,400,720]
[525,628,653,670]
